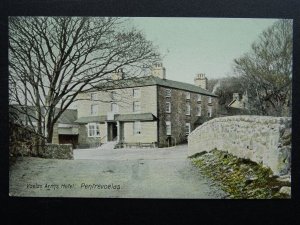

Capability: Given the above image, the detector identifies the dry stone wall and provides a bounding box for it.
[40,144,73,159]
[188,116,291,176]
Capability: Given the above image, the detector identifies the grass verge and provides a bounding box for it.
[190,149,290,199]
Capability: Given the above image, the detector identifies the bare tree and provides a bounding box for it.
[233,19,292,116]
[9,17,160,143]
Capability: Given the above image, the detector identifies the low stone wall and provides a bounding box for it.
[40,144,73,159]
[188,116,291,176]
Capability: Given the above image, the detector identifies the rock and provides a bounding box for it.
[276,175,291,183]
[279,186,291,196]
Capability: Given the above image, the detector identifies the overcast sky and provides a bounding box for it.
[129,17,278,83]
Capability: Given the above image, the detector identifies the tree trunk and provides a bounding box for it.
[46,123,54,144]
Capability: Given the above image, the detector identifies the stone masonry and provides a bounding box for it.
[158,86,218,147]
[188,116,291,176]
[39,143,73,159]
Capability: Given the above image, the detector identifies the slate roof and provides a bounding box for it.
[9,105,78,124]
[95,76,217,97]
[116,113,157,121]
[57,109,78,124]
[75,113,157,124]
[74,115,107,124]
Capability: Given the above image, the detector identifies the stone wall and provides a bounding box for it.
[39,144,73,159]
[157,86,218,147]
[9,122,41,158]
[188,116,291,176]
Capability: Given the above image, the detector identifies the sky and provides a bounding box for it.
[129,17,278,83]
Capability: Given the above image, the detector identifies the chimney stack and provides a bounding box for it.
[194,73,207,90]
[151,63,166,79]
[112,68,124,80]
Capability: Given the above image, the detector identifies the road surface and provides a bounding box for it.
[9,145,227,198]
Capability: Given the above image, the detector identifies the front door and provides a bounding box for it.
[107,122,118,141]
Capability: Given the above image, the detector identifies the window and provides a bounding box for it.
[166,102,171,113]
[111,91,117,100]
[165,89,171,97]
[197,104,201,116]
[208,96,212,104]
[133,101,141,113]
[186,103,191,115]
[133,121,141,135]
[166,121,171,135]
[208,106,212,117]
[197,94,202,102]
[133,88,141,98]
[88,123,100,137]
[90,104,98,115]
[185,123,191,135]
[91,93,97,101]
[186,92,190,100]
[111,102,119,113]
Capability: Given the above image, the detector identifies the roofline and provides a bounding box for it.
[84,82,218,97]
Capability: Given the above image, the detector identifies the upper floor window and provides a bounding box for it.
[208,106,212,117]
[133,88,141,98]
[208,96,212,104]
[166,121,171,135]
[88,123,100,137]
[186,103,191,115]
[91,93,97,101]
[185,123,191,136]
[111,102,119,113]
[111,91,117,100]
[197,104,201,116]
[197,94,202,102]
[133,121,141,135]
[186,92,190,100]
[166,102,171,113]
[91,104,98,115]
[133,101,141,113]
[165,89,171,97]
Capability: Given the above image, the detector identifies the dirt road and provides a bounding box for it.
[9,145,227,198]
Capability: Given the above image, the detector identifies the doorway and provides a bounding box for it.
[107,122,118,141]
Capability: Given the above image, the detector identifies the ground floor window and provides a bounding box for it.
[133,121,141,135]
[166,121,171,135]
[185,123,191,135]
[88,123,100,137]
[208,106,212,117]
[197,104,201,116]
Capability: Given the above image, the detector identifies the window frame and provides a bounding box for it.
[90,93,97,101]
[186,103,191,115]
[197,104,201,116]
[90,104,98,115]
[185,123,191,136]
[166,121,171,135]
[133,101,141,113]
[111,102,119,113]
[197,94,202,102]
[133,88,141,98]
[165,89,171,97]
[186,92,191,100]
[87,123,100,137]
[208,106,212,117]
[166,102,171,113]
[111,91,117,100]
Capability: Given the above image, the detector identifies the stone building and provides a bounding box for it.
[75,64,218,148]
[226,92,249,115]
